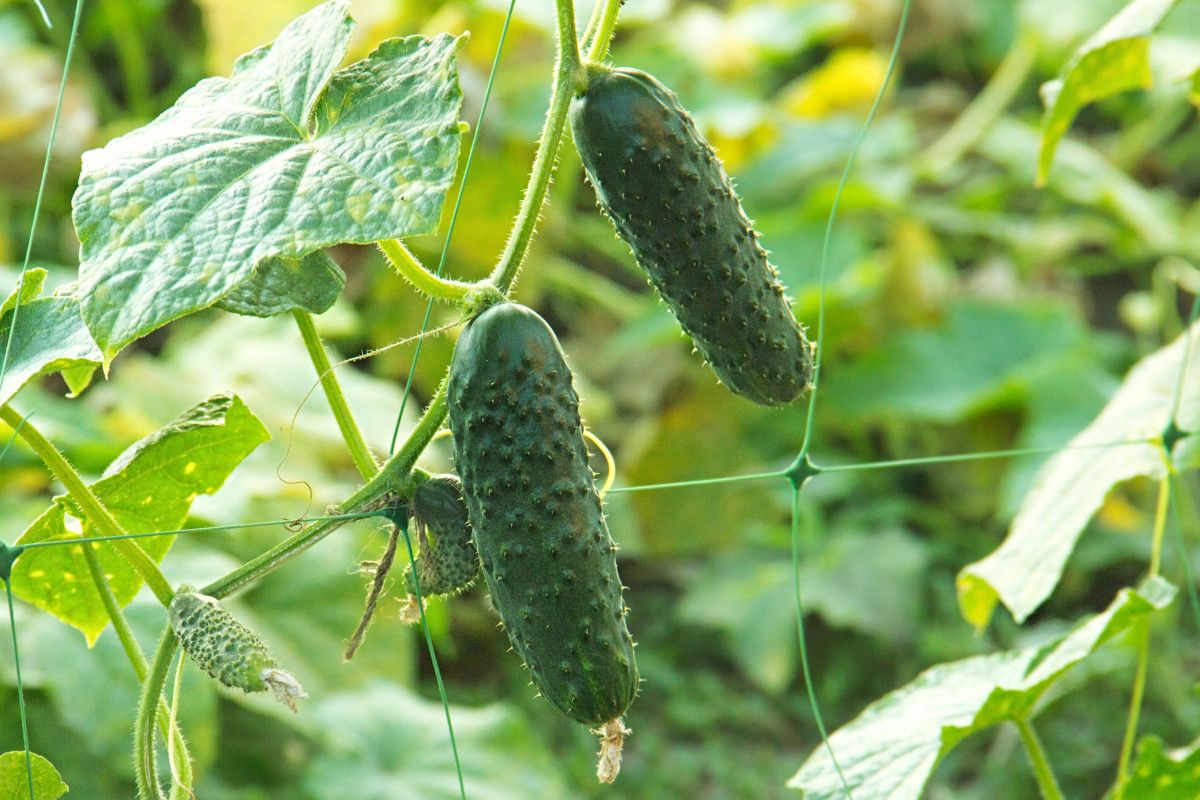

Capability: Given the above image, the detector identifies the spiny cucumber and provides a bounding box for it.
[570,65,813,406]
[399,475,478,622]
[169,589,306,711]
[447,301,637,781]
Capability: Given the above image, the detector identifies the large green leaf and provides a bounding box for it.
[0,752,68,800]
[958,321,1200,629]
[72,0,463,359]
[214,250,345,318]
[789,578,1175,799]
[1037,0,1180,183]
[1124,736,1200,799]
[301,684,571,799]
[12,394,269,642]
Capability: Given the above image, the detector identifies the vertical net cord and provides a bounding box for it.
[388,0,521,454]
[398,517,467,799]
[791,483,852,796]
[798,0,911,456]
[6,582,34,800]
[0,0,85,397]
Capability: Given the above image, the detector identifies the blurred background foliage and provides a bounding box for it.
[1,0,1200,796]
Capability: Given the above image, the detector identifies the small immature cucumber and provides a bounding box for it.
[169,589,306,711]
[447,302,638,733]
[570,66,813,406]
[399,475,479,623]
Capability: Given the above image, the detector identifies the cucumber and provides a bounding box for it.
[169,589,306,710]
[399,475,478,622]
[447,302,638,734]
[570,66,813,406]
[403,475,478,597]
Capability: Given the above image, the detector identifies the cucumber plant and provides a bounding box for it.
[6,0,1193,798]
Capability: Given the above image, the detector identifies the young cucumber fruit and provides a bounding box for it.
[447,302,638,736]
[399,475,479,623]
[169,589,306,711]
[570,65,813,406]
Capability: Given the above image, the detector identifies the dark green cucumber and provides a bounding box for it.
[402,474,478,597]
[169,589,306,710]
[570,66,813,406]
[447,302,637,728]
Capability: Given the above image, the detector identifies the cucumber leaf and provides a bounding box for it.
[215,250,346,318]
[12,394,269,643]
[0,292,101,407]
[1124,736,1200,799]
[0,751,68,800]
[789,578,1175,800]
[958,321,1200,629]
[72,0,463,360]
[1037,0,1180,183]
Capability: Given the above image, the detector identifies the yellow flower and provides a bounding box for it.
[779,48,890,119]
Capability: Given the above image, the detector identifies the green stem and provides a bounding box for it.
[134,627,178,800]
[100,0,152,115]
[80,547,193,791]
[1014,716,1065,800]
[917,27,1038,178]
[1113,476,1172,797]
[0,405,174,606]
[487,0,585,293]
[292,310,378,480]
[202,381,448,600]
[584,0,623,62]
[378,240,477,303]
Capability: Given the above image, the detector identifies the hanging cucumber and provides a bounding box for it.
[570,65,813,406]
[447,301,637,782]
[169,589,306,711]
[399,474,479,622]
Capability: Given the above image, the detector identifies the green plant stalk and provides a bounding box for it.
[80,546,193,791]
[1014,716,1065,800]
[201,380,447,599]
[917,26,1038,177]
[134,627,178,800]
[487,0,585,292]
[379,239,477,302]
[1113,476,1171,797]
[0,404,174,605]
[292,310,378,479]
[584,0,622,62]
[100,0,152,115]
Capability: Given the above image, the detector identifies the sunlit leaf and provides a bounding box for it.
[1037,0,1180,183]
[12,394,269,642]
[1124,735,1200,799]
[958,321,1200,629]
[0,751,67,800]
[789,578,1175,799]
[72,0,463,360]
[0,294,100,407]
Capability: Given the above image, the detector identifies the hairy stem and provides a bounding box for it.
[134,627,178,800]
[292,310,378,479]
[201,381,448,599]
[0,404,173,605]
[487,0,585,292]
[584,0,623,62]
[379,239,478,302]
[81,547,193,791]
[1014,716,1064,800]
